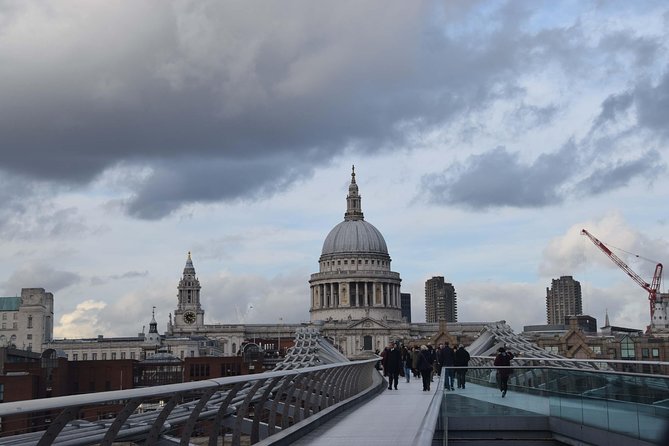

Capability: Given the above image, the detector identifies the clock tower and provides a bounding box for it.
[174,252,204,329]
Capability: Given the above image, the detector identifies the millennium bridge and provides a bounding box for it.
[0,325,668,445]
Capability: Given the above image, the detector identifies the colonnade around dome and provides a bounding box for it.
[309,278,403,322]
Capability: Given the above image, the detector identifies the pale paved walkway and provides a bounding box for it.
[292,372,439,446]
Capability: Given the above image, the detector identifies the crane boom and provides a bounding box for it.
[581,229,663,320]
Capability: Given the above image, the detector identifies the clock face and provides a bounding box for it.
[184,311,197,324]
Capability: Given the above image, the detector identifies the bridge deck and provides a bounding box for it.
[292,373,438,445]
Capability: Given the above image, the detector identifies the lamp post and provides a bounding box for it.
[278,317,283,356]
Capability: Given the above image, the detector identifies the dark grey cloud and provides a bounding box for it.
[576,150,663,195]
[422,142,579,209]
[124,155,313,219]
[89,270,149,286]
[0,172,88,239]
[593,69,669,138]
[1,1,667,218]
[2,264,81,295]
[593,93,634,129]
[635,71,669,138]
[423,140,664,210]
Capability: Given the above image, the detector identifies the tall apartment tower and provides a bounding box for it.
[546,276,582,325]
[425,276,457,323]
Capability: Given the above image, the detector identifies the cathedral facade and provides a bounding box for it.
[164,167,485,357]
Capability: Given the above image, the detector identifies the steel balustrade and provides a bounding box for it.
[0,328,379,446]
[0,359,379,445]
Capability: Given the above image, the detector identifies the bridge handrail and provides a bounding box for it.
[0,358,379,445]
[471,355,669,368]
[413,367,444,446]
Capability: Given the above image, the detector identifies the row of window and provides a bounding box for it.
[642,348,661,358]
[0,315,33,329]
[67,351,203,361]
[325,259,387,267]
[71,352,132,361]
[546,343,660,357]
[1,313,18,320]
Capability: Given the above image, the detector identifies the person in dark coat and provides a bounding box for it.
[385,342,402,390]
[417,345,433,391]
[401,346,412,383]
[494,347,514,397]
[411,346,421,377]
[380,346,390,376]
[454,344,471,389]
[439,342,455,390]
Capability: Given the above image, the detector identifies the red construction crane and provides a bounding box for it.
[581,229,663,321]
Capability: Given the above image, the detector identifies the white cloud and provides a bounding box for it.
[56,300,108,338]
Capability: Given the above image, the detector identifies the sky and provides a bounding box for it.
[1,1,668,339]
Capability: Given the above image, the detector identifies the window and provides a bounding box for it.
[642,348,650,358]
[121,352,126,359]
[73,353,78,361]
[92,353,97,360]
[620,336,635,359]
[592,346,601,354]
[27,315,33,329]
[27,343,32,351]
[652,348,660,358]
[1,313,5,320]
[1,323,5,329]
[12,323,17,329]
[102,353,107,360]
[82,353,88,360]
[111,352,117,360]
[27,334,32,340]
[344,260,347,265]
[130,352,136,359]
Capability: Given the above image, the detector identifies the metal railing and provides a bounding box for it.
[0,358,379,446]
[449,356,669,443]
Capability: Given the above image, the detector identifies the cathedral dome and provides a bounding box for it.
[321,220,388,255]
[320,165,389,257]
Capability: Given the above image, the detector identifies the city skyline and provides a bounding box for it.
[0,1,668,338]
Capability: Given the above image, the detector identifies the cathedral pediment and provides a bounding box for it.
[346,317,391,330]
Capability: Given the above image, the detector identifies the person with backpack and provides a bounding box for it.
[454,344,470,389]
[494,347,514,397]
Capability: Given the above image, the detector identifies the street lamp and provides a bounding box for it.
[278,317,283,356]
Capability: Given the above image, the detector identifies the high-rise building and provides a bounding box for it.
[425,276,457,323]
[546,276,582,325]
[400,293,412,322]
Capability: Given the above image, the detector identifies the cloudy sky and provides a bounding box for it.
[1,1,668,339]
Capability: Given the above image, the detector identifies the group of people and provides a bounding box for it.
[378,342,515,397]
[378,341,471,392]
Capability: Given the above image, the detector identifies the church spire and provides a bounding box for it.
[344,165,364,221]
[149,306,158,333]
